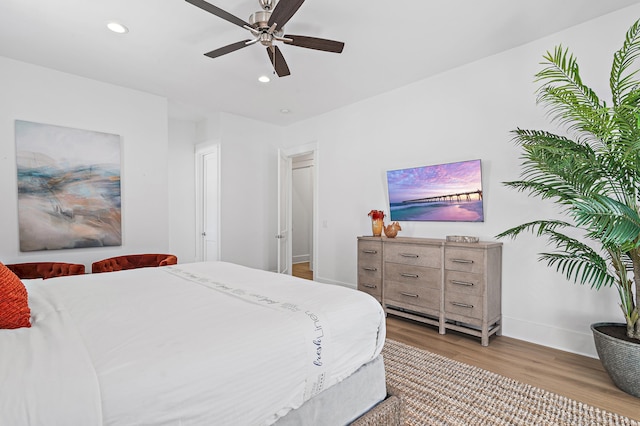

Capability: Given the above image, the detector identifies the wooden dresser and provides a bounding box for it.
[357,236,502,346]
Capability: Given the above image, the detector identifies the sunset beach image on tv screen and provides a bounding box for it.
[386,159,484,222]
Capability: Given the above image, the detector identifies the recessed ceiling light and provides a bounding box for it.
[258,75,271,83]
[280,108,290,114]
[107,21,129,34]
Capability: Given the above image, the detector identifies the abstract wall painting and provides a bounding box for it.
[15,120,122,251]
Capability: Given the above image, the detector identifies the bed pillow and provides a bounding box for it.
[0,262,31,329]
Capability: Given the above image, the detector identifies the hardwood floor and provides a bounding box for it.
[292,262,313,280]
[386,315,640,421]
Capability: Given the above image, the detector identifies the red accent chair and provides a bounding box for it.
[6,262,86,280]
[91,254,177,274]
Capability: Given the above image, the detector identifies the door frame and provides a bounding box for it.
[278,142,318,276]
[195,142,221,262]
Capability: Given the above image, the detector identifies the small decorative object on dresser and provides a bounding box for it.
[367,210,385,237]
[383,222,402,238]
[446,235,479,243]
[357,236,502,346]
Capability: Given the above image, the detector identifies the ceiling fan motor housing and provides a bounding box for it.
[250,10,285,46]
[249,11,271,30]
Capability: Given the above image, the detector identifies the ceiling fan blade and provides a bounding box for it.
[185,0,251,29]
[283,34,344,53]
[267,46,291,77]
[205,40,252,59]
[267,0,305,29]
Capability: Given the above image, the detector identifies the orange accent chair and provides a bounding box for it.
[91,254,177,274]
[6,262,86,280]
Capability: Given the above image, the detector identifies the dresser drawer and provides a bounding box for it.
[384,262,440,290]
[384,243,441,268]
[359,240,382,262]
[445,247,485,274]
[444,270,484,296]
[385,279,440,311]
[445,291,483,320]
[357,279,382,300]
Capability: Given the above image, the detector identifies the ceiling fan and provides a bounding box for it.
[185,0,345,77]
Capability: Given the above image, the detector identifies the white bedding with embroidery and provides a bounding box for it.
[0,261,385,426]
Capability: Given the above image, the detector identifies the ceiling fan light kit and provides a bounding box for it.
[186,0,344,77]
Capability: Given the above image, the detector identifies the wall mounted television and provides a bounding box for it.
[386,159,484,222]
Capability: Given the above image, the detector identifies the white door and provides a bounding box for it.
[196,143,220,262]
[277,150,292,274]
[203,149,219,261]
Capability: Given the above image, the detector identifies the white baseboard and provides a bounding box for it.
[314,275,356,290]
[293,254,310,264]
[503,316,598,358]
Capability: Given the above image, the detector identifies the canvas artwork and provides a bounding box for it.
[386,159,484,222]
[15,120,122,251]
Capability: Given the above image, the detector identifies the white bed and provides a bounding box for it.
[0,261,387,425]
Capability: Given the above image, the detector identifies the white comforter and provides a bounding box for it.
[0,262,385,426]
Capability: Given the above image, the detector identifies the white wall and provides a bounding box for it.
[0,57,169,271]
[282,6,640,357]
[194,112,284,271]
[168,118,198,264]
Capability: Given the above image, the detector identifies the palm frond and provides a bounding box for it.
[611,19,640,106]
[538,87,614,138]
[539,230,614,289]
[509,129,620,201]
[495,219,572,240]
[536,46,607,135]
[570,195,640,249]
[496,220,615,289]
[539,252,614,289]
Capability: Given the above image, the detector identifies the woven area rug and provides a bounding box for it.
[382,339,639,426]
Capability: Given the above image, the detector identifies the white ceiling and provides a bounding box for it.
[1,0,639,126]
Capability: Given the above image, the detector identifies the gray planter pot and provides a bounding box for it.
[591,322,640,398]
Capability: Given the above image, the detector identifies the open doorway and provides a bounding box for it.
[292,153,314,279]
[277,143,318,279]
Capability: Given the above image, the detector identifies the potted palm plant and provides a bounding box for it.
[497,19,640,397]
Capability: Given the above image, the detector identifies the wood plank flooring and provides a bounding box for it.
[292,262,313,280]
[386,315,640,421]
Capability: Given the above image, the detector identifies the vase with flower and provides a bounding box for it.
[368,210,385,237]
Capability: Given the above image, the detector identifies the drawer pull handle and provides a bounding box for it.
[451,302,474,309]
[451,280,474,287]
[400,273,419,278]
[362,284,377,289]
[400,253,419,258]
[400,292,419,298]
[363,267,377,272]
[362,249,378,254]
[451,258,473,264]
